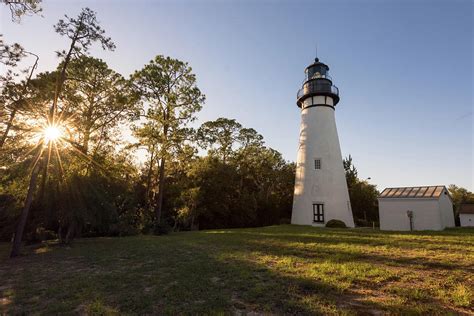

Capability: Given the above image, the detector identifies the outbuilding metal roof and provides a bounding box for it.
[459,204,474,214]
[379,186,447,199]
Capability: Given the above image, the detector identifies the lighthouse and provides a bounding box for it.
[291,58,355,227]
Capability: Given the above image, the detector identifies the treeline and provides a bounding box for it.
[0,5,294,250]
[343,155,379,226]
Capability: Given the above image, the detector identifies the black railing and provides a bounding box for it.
[302,73,332,84]
[297,81,339,100]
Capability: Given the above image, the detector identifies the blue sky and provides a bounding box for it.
[2,0,473,190]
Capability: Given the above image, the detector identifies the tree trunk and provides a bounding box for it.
[155,157,166,224]
[50,39,76,120]
[0,108,17,149]
[145,148,155,208]
[58,224,64,244]
[10,163,40,258]
[36,142,53,205]
[0,53,38,149]
[82,129,91,155]
[190,214,196,231]
[64,222,75,245]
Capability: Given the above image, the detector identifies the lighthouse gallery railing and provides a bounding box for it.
[297,82,339,100]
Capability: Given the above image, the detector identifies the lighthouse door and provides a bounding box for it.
[313,203,324,223]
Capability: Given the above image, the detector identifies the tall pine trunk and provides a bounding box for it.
[10,162,40,258]
[155,157,166,224]
[145,147,155,208]
[0,108,17,148]
[155,121,168,225]
[0,53,38,149]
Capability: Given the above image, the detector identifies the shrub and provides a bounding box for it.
[38,228,57,241]
[279,218,291,225]
[25,227,58,244]
[153,221,172,235]
[325,219,347,228]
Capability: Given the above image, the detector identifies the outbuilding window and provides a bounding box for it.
[313,203,324,223]
[314,159,321,170]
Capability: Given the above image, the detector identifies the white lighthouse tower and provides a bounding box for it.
[291,58,355,227]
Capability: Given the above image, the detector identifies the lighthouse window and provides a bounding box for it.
[313,203,324,223]
[314,159,321,169]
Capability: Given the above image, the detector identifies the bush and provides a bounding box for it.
[25,227,58,244]
[279,218,291,225]
[325,219,347,228]
[153,221,172,235]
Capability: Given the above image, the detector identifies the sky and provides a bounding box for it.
[2,0,473,191]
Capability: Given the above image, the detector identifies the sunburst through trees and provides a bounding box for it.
[2,4,298,259]
[8,7,117,257]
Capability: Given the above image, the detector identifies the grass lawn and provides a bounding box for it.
[1,225,473,315]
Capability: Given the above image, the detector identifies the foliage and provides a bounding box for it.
[1,0,42,22]
[152,221,172,236]
[343,154,358,188]
[131,55,205,224]
[197,118,242,163]
[343,156,379,226]
[448,184,474,210]
[0,34,24,67]
[448,184,474,225]
[325,219,347,228]
[54,7,115,57]
[0,0,40,149]
[2,8,121,252]
[168,118,295,231]
[60,56,138,154]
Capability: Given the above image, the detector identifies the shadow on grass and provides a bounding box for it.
[1,236,347,314]
[203,226,474,258]
[238,235,469,272]
[0,226,472,314]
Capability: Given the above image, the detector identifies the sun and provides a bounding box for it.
[43,125,62,143]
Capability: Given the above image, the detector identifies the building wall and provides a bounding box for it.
[292,98,354,227]
[460,214,474,227]
[438,190,455,228]
[378,199,443,231]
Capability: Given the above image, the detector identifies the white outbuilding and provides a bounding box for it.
[378,186,455,231]
[459,204,474,227]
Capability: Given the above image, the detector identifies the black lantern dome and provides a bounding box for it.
[297,58,340,108]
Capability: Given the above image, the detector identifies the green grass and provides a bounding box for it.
[1,225,473,315]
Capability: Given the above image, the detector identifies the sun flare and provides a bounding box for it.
[43,126,62,143]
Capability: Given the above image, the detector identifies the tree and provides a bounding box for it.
[0,0,42,146]
[0,35,24,66]
[29,56,139,241]
[172,118,294,230]
[197,118,242,163]
[343,155,358,189]
[238,127,264,149]
[2,0,42,22]
[10,7,115,257]
[183,156,239,229]
[350,180,379,225]
[343,156,379,226]
[0,52,38,149]
[131,55,205,226]
[61,56,138,156]
[448,185,474,225]
[50,7,115,120]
